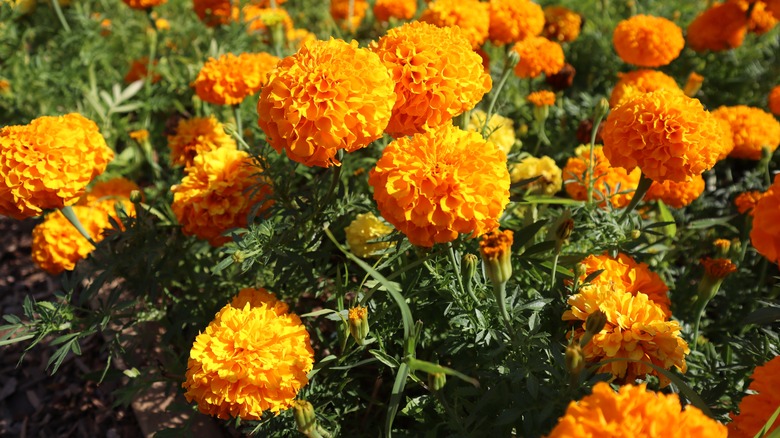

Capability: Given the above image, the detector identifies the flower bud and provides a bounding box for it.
[462,253,478,292]
[547,210,573,253]
[593,97,610,123]
[533,104,549,125]
[630,229,641,240]
[348,306,369,346]
[545,63,576,92]
[565,342,585,378]
[428,372,447,392]
[580,309,607,348]
[231,250,245,264]
[479,230,514,287]
[129,190,143,204]
[713,239,731,258]
[506,50,520,69]
[698,258,737,302]
[683,72,704,97]
[293,400,317,435]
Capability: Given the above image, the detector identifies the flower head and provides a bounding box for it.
[243,5,293,35]
[348,306,369,345]
[258,38,395,167]
[687,2,748,52]
[183,288,314,420]
[511,36,565,79]
[613,15,684,67]
[124,57,160,84]
[286,28,318,51]
[168,116,237,168]
[122,0,165,10]
[750,175,780,266]
[735,190,766,215]
[78,177,140,206]
[609,69,681,107]
[373,0,416,22]
[371,22,491,138]
[345,213,393,258]
[32,207,104,274]
[563,145,641,208]
[547,382,727,437]
[712,105,780,160]
[468,109,515,155]
[510,156,562,196]
[193,0,237,27]
[369,123,510,247]
[733,0,779,34]
[330,0,368,31]
[488,0,545,46]
[645,174,706,208]
[0,114,113,219]
[171,147,273,246]
[479,229,514,286]
[728,356,780,438]
[420,0,490,49]
[527,90,556,107]
[129,129,149,143]
[602,89,724,183]
[701,257,737,279]
[194,52,280,106]
[542,6,582,43]
[770,85,780,116]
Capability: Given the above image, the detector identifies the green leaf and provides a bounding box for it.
[517,196,586,206]
[370,349,400,369]
[742,307,780,325]
[687,216,739,233]
[755,404,780,438]
[656,201,677,238]
[385,362,410,437]
[407,358,480,388]
[513,220,549,249]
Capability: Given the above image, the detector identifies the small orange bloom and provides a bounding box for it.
[124,57,161,84]
[122,0,165,10]
[330,0,368,31]
[193,52,279,106]
[563,145,640,208]
[373,0,416,22]
[420,0,490,49]
[527,91,556,107]
[167,116,237,168]
[734,190,765,215]
[542,6,582,43]
[645,174,706,209]
[701,257,737,279]
[713,105,780,160]
[511,36,565,79]
[687,2,748,52]
[770,85,780,115]
[750,175,780,265]
[193,0,237,27]
[613,15,684,67]
[609,69,680,108]
[243,5,293,35]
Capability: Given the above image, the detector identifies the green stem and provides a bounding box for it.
[550,251,561,291]
[494,282,514,337]
[449,245,471,308]
[483,56,515,137]
[619,173,653,222]
[587,110,607,205]
[143,28,158,127]
[60,205,96,247]
[692,298,709,353]
[50,0,71,33]
[233,104,244,148]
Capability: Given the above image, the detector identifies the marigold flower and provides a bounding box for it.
[183,288,314,420]
[577,252,671,316]
[243,5,293,34]
[167,116,237,168]
[31,207,104,275]
[373,0,416,22]
[330,0,368,31]
[713,239,732,254]
[563,145,641,208]
[645,174,706,208]
[714,117,737,160]
[728,356,780,438]
[371,22,491,138]
[193,0,237,27]
[344,213,393,258]
[510,156,562,196]
[122,0,165,10]
[488,0,545,46]
[511,36,565,79]
[770,85,780,116]
[194,52,279,106]
[0,79,9,93]
[0,114,113,220]
[369,123,510,247]
[420,0,490,49]
[712,105,780,160]
[287,28,318,51]
[730,0,779,34]
[171,147,273,246]
[608,69,681,108]
[547,382,727,437]
[124,57,161,84]
[735,190,766,215]
[479,229,514,286]
[527,90,556,107]
[468,110,515,155]
[614,15,684,67]
[701,257,738,279]
[348,306,369,345]
[128,129,149,143]
[602,89,724,183]
[258,39,395,167]
[750,175,780,266]
[542,6,582,43]
[78,177,140,206]
[687,2,748,52]
[563,283,689,385]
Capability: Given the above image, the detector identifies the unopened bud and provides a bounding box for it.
[506,50,520,69]
[630,229,641,240]
[565,342,585,378]
[683,72,704,97]
[129,190,143,204]
[231,250,245,264]
[593,98,609,123]
[479,230,514,287]
[580,310,607,348]
[428,372,447,392]
[293,400,317,435]
[348,306,369,346]
[713,239,731,258]
[533,104,549,124]
[548,210,573,253]
[698,258,737,302]
[462,253,478,293]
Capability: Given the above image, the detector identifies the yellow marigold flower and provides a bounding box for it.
[770,85,780,116]
[0,114,113,220]
[371,22,491,138]
[330,0,368,31]
[750,175,780,266]
[129,129,149,142]
[548,382,727,437]
[193,0,237,27]
[510,156,562,196]
[602,89,724,183]
[488,0,545,46]
[373,0,416,22]
[563,145,641,208]
[687,2,748,52]
[167,116,237,168]
[511,36,565,79]
[645,174,706,209]
[121,0,165,10]
[728,355,780,438]
[183,288,314,420]
[468,109,515,155]
[542,6,582,43]
[344,213,393,258]
[124,57,161,84]
[701,257,737,279]
[712,105,780,160]
[171,147,273,246]
[287,28,318,51]
[420,0,490,49]
[31,207,104,275]
[563,283,689,385]
[527,91,556,107]
[609,69,681,108]
[193,52,279,106]
[577,252,671,316]
[368,123,510,247]
[243,5,293,35]
[258,39,395,168]
[613,15,684,67]
[735,190,766,215]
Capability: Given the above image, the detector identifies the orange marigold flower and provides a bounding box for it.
[510,156,562,196]
[129,129,149,143]
[542,5,582,43]
[608,69,681,108]
[602,89,724,183]
[193,52,279,106]
[712,105,780,160]
[770,85,780,116]
[124,57,160,84]
[167,116,237,168]
[420,0,490,49]
[193,0,237,27]
[511,36,565,79]
[563,283,689,385]
[287,28,318,51]
[122,0,165,10]
[243,5,293,35]
[78,177,140,206]
[687,2,748,52]
[563,145,641,208]
[368,123,510,247]
[750,175,780,265]
[258,38,395,167]
[0,114,113,220]
[728,356,780,438]
[767,0,780,19]
[645,174,706,209]
[183,288,314,420]
[171,147,273,246]
[527,90,556,107]
[735,190,766,215]
[714,117,737,160]
[729,0,779,34]
[548,382,727,437]
[344,213,393,258]
[373,0,416,22]
[31,206,104,275]
[713,239,732,252]
[701,257,737,279]
[577,252,671,316]
[613,15,684,67]
[0,79,9,93]
[488,0,545,46]
[371,22,491,138]
[330,0,368,31]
